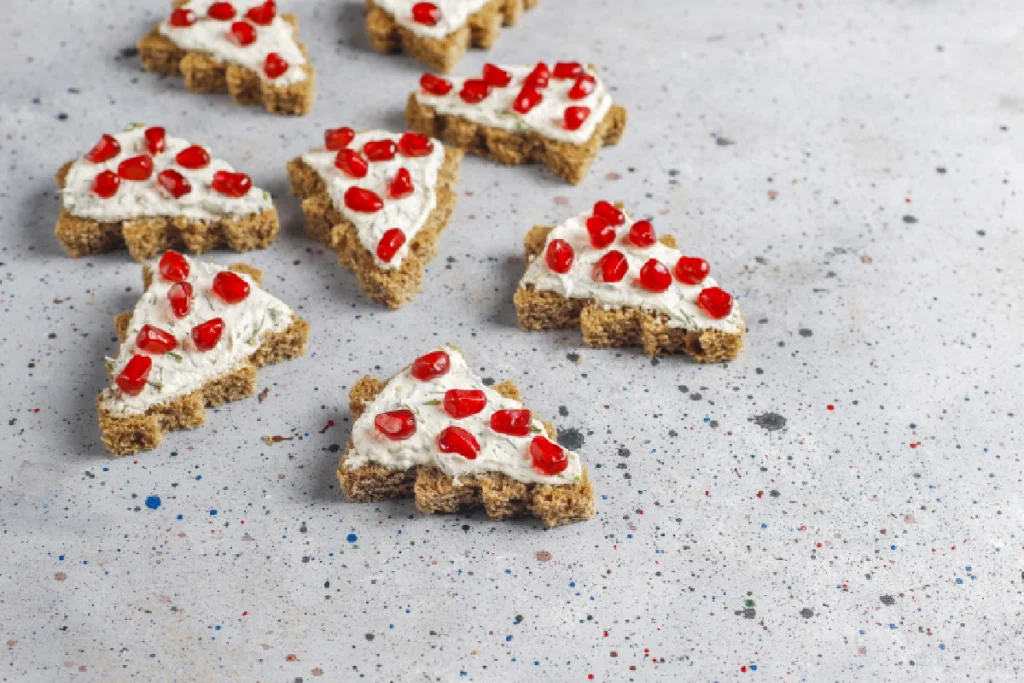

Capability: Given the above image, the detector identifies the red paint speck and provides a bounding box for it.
[909,442,921,449]
[827,404,834,411]
[741,665,748,672]
[756,491,763,499]
[588,675,594,680]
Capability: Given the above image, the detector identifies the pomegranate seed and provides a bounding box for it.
[344,187,383,213]
[437,426,480,460]
[568,74,596,100]
[168,8,197,27]
[374,409,416,440]
[324,126,354,151]
[674,256,710,285]
[91,170,120,198]
[563,106,590,131]
[489,409,532,437]
[628,220,656,247]
[144,127,166,155]
[512,86,542,114]
[136,324,178,354]
[388,168,414,199]
[191,318,225,351]
[525,62,550,89]
[443,389,487,419]
[593,250,628,283]
[460,79,490,104]
[544,239,574,274]
[334,149,368,178]
[482,63,512,87]
[411,2,441,26]
[245,0,276,25]
[159,250,190,282]
[420,73,452,96]
[208,2,236,20]
[376,228,406,263]
[530,436,568,475]
[116,355,152,396]
[363,139,397,162]
[264,52,289,79]
[211,171,252,198]
[553,62,583,80]
[175,145,210,169]
[167,282,193,318]
[586,216,615,249]
[157,169,192,199]
[398,131,434,157]
[697,287,734,319]
[227,21,257,46]
[410,350,450,381]
[638,259,672,293]
[85,134,121,163]
[593,200,625,226]
[117,155,154,181]
[212,270,251,304]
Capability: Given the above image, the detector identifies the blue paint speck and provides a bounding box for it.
[209,509,217,516]
[347,533,358,543]
[145,496,161,510]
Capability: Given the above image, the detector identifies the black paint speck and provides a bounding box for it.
[328,444,340,453]
[799,328,813,337]
[56,112,68,121]
[365,633,375,641]
[678,385,688,393]
[716,137,734,146]
[481,377,495,387]
[690,393,702,401]
[800,608,814,618]
[617,446,630,458]
[118,46,139,60]
[755,368,764,375]
[880,595,896,606]
[902,215,918,224]
[566,352,580,363]
[709,420,719,429]
[557,427,585,450]
[751,413,787,432]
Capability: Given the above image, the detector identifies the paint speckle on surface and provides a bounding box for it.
[557,426,585,450]
[346,534,358,543]
[536,551,552,562]
[144,495,161,510]
[750,412,787,431]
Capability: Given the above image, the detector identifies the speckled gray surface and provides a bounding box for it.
[1,0,1021,680]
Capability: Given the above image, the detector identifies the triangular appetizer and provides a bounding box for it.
[514,201,746,361]
[287,127,462,309]
[366,0,539,73]
[137,0,315,115]
[339,345,595,527]
[407,61,627,184]
[98,252,309,456]
[55,124,279,261]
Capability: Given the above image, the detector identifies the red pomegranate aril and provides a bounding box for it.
[544,239,574,274]
[553,61,583,80]
[157,169,191,199]
[144,127,166,154]
[388,168,414,199]
[525,62,550,89]
[376,228,406,263]
[211,171,252,198]
[410,350,450,381]
[324,127,355,151]
[91,170,120,198]
[482,63,512,87]
[167,282,193,318]
[117,155,154,182]
[245,0,276,25]
[594,250,628,283]
[586,216,616,249]
[675,256,710,285]
[568,74,596,100]
[175,145,210,169]
[697,287,734,319]
[563,106,590,131]
[364,139,397,162]
[191,318,225,351]
[420,73,453,96]
[227,21,257,46]
[136,324,178,354]
[212,270,251,304]
[334,149,368,178]
[374,409,416,441]
[264,52,289,79]
[489,409,532,437]
[411,1,441,26]
[593,200,625,226]
[344,187,384,213]
[85,134,121,163]
[437,426,480,460]
[628,220,656,248]
[530,436,568,475]
[168,8,197,27]
[460,79,490,104]
[399,131,434,157]
[512,86,542,114]
[638,259,672,293]
[159,251,190,282]
[208,2,236,20]
[116,355,152,396]
[443,389,487,419]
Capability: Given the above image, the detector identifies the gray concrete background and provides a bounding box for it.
[1,0,1021,680]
